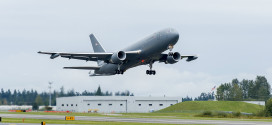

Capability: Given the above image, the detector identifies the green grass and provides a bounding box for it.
[0,101,270,123]
[1,118,206,125]
[1,111,272,122]
[0,111,104,117]
[0,111,198,119]
[158,101,264,113]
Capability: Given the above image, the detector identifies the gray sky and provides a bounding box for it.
[0,0,271,98]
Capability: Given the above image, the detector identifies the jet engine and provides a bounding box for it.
[110,51,126,64]
[166,52,180,64]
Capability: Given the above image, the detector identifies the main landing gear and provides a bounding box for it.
[116,63,124,75]
[146,62,156,75]
[115,70,124,74]
[146,70,156,75]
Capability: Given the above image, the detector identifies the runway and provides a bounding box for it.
[0,123,78,125]
[0,113,272,125]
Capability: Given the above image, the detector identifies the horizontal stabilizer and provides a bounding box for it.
[63,66,101,70]
[181,55,198,62]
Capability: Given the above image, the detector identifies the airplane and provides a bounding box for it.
[38,28,198,76]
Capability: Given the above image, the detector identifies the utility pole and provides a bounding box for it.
[48,82,53,106]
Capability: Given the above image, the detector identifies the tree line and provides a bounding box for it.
[194,92,215,101]
[0,86,134,107]
[216,76,271,101]
[182,92,215,102]
[183,76,271,102]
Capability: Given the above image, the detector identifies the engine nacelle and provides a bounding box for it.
[110,51,126,64]
[166,52,180,64]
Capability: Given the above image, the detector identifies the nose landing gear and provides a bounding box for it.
[146,61,156,75]
[168,44,174,51]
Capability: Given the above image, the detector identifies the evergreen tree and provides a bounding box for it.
[35,95,43,106]
[195,92,214,101]
[228,79,243,101]
[0,86,135,105]
[115,91,120,96]
[265,98,272,117]
[67,89,76,96]
[95,86,102,96]
[60,86,65,97]
[182,96,193,102]
[255,76,271,100]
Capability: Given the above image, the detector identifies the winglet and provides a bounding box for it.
[38,51,59,59]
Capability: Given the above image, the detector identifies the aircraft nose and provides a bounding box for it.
[170,29,179,43]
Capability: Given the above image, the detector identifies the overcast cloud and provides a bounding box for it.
[0,0,271,98]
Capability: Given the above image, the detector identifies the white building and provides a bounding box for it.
[56,96,181,113]
[0,105,32,111]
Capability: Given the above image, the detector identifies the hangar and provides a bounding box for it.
[56,96,181,113]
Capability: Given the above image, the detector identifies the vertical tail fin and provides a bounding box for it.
[89,34,106,53]
[89,34,106,65]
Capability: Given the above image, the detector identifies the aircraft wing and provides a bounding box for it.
[38,50,141,62]
[38,51,113,61]
[159,54,198,62]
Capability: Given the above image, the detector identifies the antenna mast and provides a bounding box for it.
[48,82,53,106]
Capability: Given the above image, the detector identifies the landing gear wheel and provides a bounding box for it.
[146,70,149,74]
[146,70,156,75]
[146,61,156,75]
[116,70,124,75]
[115,63,125,75]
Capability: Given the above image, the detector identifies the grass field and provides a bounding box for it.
[1,118,205,125]
[0,111,104,117]
[158,101,264,113]
[1,101,271,124]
